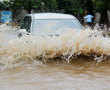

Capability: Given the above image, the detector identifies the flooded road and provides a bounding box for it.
[0,24,110,89]
[0,59,110,90]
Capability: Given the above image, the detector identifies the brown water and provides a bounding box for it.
[0,58,110,90]
[0,24,110,90]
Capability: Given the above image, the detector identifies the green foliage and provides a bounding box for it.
[1,0,110,14]
[57,0,83,14]
[8,0,58,12]
[93,0,110,12]
[0,1,10,9]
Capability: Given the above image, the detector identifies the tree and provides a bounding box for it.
[57,0,83,14]
[9,0,58,13]
[0,0,10,10]
[93,0,110,27]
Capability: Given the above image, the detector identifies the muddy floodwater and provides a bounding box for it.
[0,59,110,90]
[0,24,110,90]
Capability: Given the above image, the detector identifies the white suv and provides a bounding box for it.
[20,13,83,36]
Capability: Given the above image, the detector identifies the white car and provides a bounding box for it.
[19,13,83,36]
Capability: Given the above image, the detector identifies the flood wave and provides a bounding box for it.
[0,24,110,68]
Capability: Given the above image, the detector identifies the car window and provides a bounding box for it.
[32,19,82,34]
[20,16,31,32]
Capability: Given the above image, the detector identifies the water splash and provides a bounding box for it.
[0,24,110,68]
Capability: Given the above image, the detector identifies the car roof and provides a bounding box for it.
[26,13,76,19]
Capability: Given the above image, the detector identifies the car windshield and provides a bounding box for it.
[32,19,82,35]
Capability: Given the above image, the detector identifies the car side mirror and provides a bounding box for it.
[17,29,29,38]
